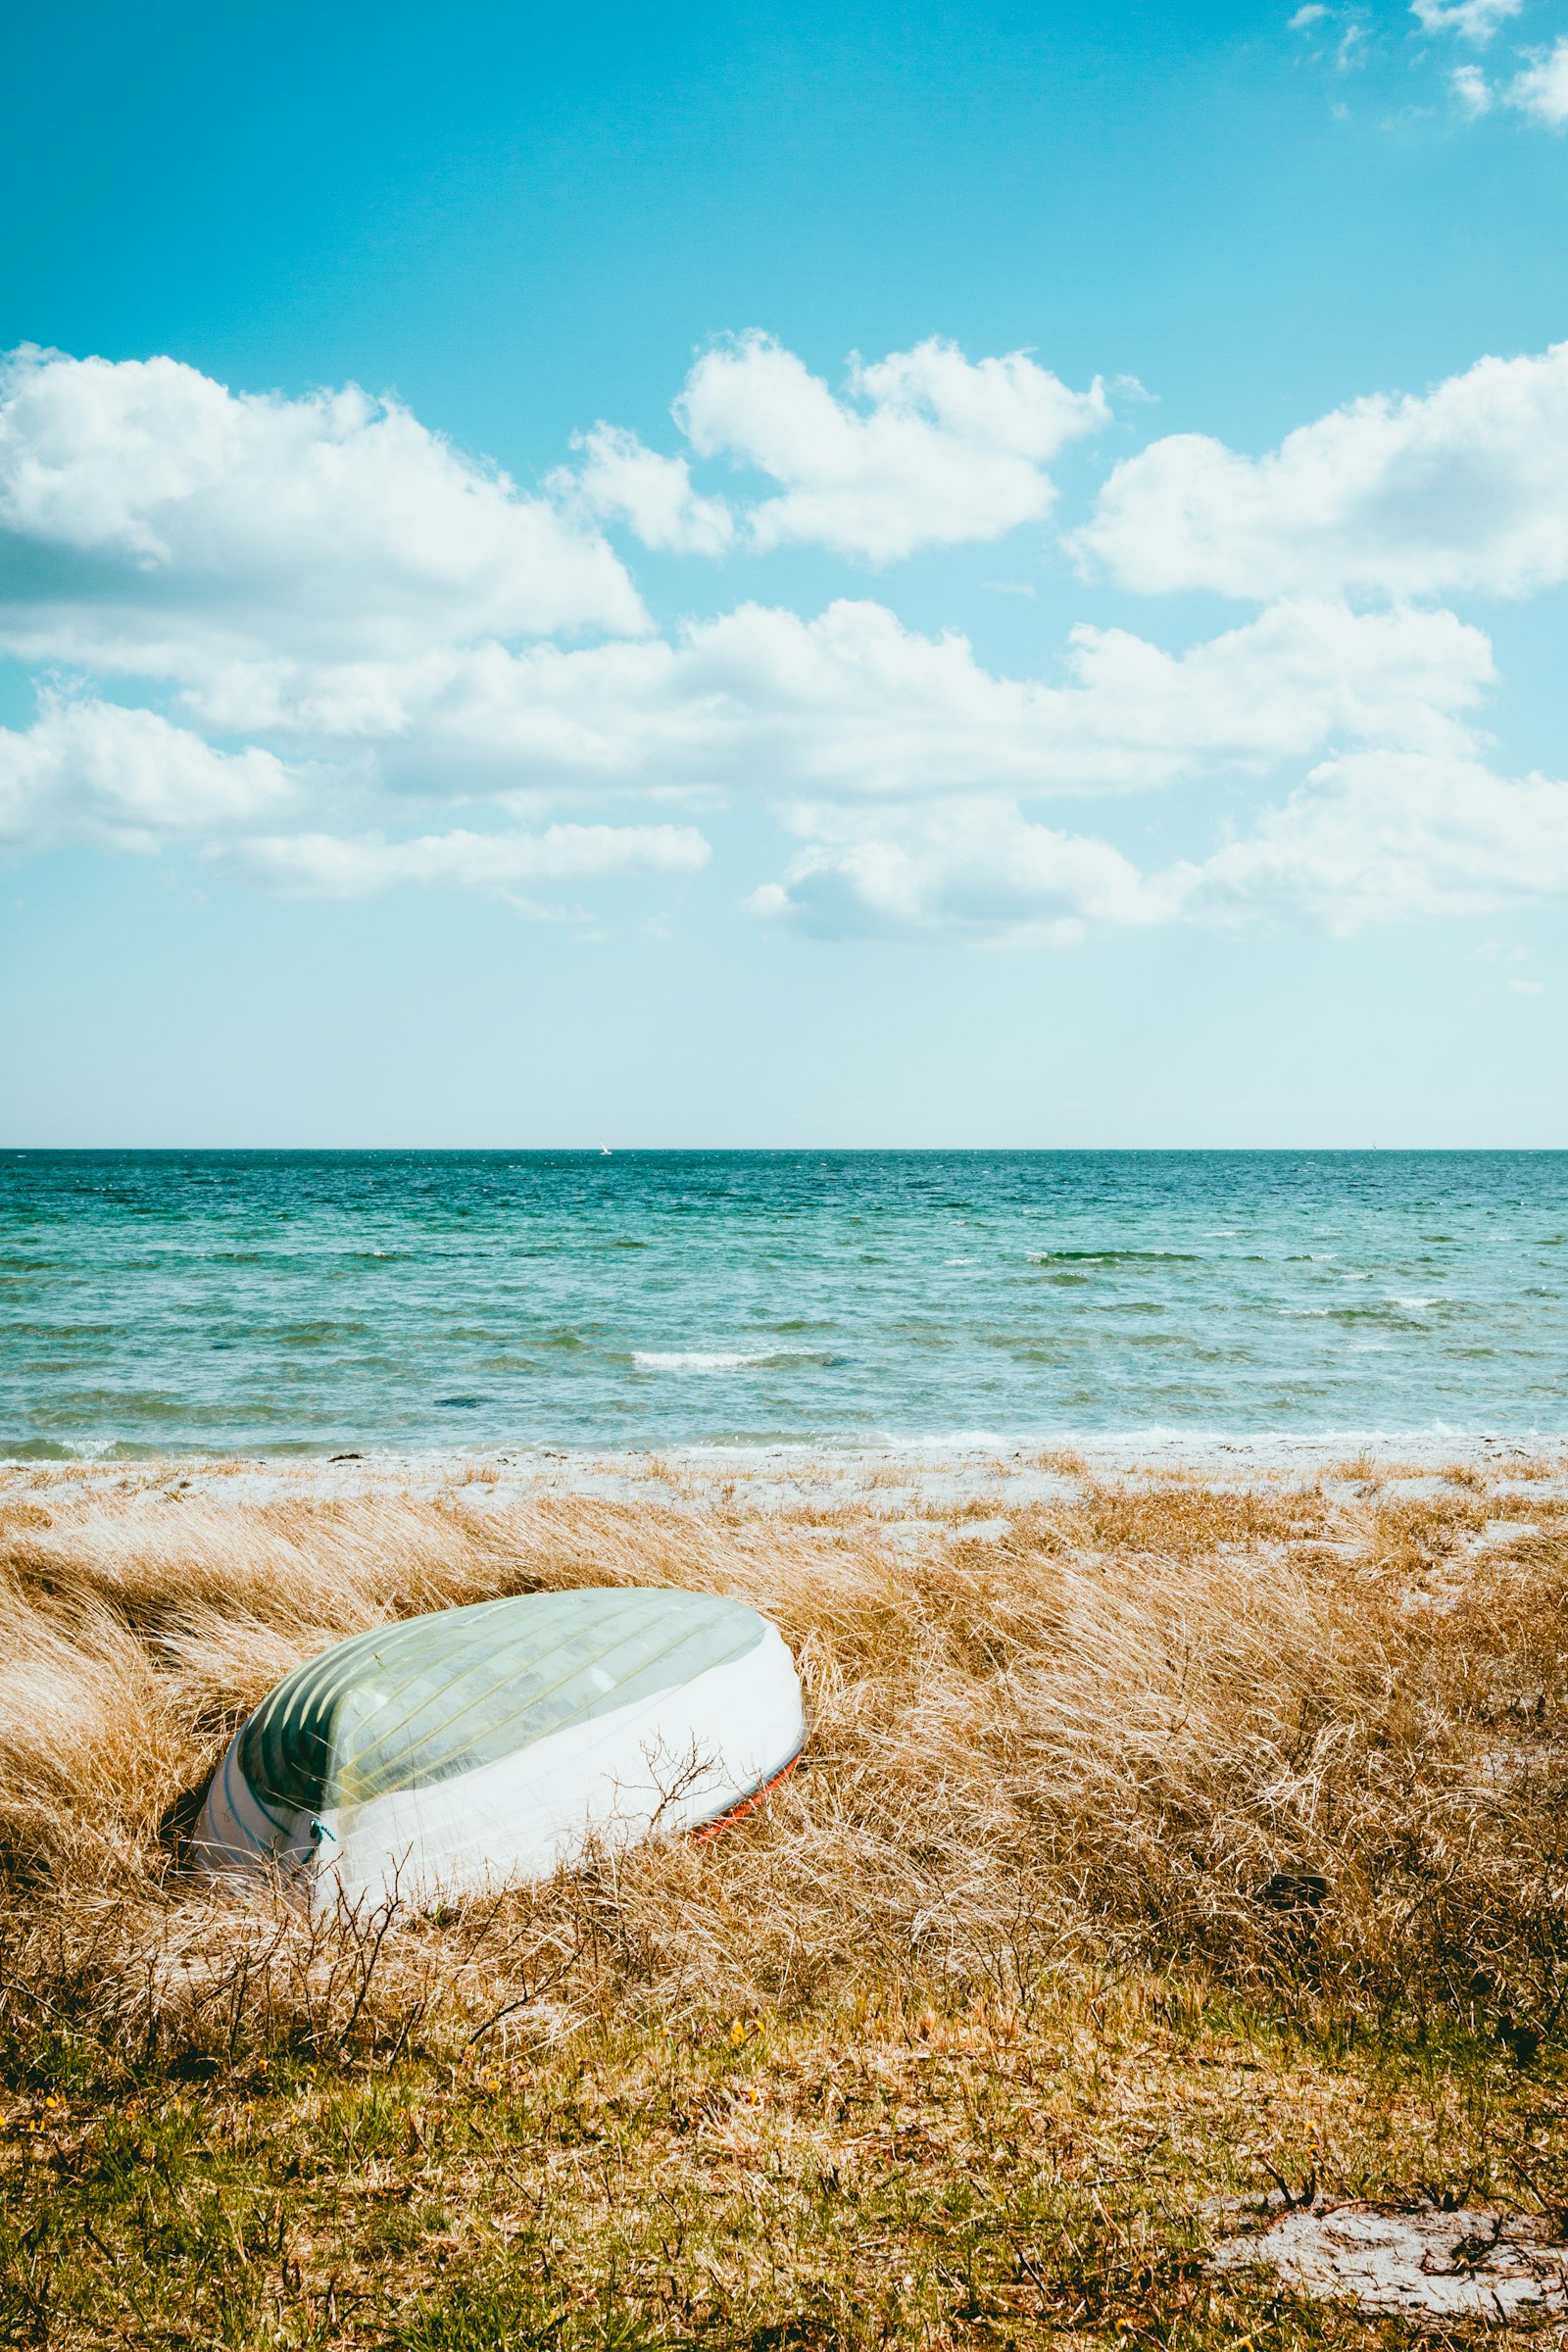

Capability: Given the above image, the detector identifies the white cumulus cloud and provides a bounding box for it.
[179,597,1490,805]
[1411,0,1521,42]
[1178,751,1568,925]
[0,698,299,851]
[751,750,1568,939]
[7,336,1568,945]
[666,332,1108,562]
[751,798,1164,938]
[555,423,735,556]
[1077,339,1568,598]
[1503,36,1568,123]
[1446,36,1568,120]
[0,346,647,686]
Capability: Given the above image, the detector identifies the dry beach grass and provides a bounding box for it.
[1,1448,1566,2347]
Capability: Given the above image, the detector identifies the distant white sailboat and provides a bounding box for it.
[599,1138,613,1155]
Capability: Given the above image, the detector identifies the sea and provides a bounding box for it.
[1,1151,1564,1459]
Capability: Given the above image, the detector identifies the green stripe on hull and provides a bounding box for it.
[238,1588,765,1824]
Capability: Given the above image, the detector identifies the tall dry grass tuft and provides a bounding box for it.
[0,1464,1565,2073]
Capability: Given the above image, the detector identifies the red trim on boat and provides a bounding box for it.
[691,1748,802,1842]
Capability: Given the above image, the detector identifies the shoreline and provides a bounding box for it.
[7,1425,1566,1511]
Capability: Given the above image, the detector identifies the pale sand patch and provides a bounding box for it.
[1212,2202,1568,2323]
[6,1429,1567,1517]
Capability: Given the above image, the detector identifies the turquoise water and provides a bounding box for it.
[2,1152,1565,1456]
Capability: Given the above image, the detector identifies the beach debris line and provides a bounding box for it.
[193,1586,805,1911]
[1209,2199,1568,2323]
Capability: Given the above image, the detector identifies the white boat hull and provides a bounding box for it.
[195,1608,804,1913]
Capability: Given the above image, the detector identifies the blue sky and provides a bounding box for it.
[3,0,1566,1145]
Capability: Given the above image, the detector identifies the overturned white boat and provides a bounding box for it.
[193,1586,804,1911]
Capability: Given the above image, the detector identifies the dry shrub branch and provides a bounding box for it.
[1,1464,1565,2076]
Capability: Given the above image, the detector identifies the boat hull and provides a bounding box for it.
[193,1589,804,1912]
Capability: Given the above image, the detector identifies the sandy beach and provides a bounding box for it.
[11,1422,1568,1508]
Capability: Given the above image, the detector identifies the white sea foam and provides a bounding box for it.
[634,1348,814,1373]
